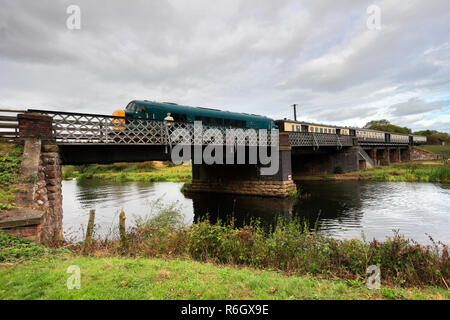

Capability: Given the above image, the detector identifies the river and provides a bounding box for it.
[62,179,450,245]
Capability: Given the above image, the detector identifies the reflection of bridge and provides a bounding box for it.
[0,109,419,243]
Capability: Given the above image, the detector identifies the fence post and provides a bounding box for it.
[83,209,95,255]
[119,209,127,251]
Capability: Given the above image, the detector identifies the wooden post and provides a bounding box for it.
[119,209,127,251]
[83,209,95,255]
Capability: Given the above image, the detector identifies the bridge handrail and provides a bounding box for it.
[0,110,20,140]
[27,109,276,146]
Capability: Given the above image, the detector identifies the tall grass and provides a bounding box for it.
[365,161,450,183]
[69,203,450,288]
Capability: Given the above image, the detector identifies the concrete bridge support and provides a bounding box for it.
[184,134,296,197]
[369,149,377,166]
[389,148,401,163]
[400,148,411,162]
[377,148,390,165]
[292,146,360,176]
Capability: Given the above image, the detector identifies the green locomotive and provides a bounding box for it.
[113,100,276,130]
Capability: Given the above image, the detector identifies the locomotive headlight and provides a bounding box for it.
[112,109,125,130]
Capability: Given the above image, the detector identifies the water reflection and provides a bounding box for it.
[62,179,450,245]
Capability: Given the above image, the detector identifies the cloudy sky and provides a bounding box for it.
[1,0,449,132]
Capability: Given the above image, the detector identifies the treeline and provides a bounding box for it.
[364,120,449,145]
[412,130,450,145]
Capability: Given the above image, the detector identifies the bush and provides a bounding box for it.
[333,166,343,174]
[76,206,450,288]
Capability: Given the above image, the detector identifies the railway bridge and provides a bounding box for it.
[0,109,416,242]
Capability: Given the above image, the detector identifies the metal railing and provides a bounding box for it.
[0,109,23,140]
[28,110,275,146]
[288,131,353,148]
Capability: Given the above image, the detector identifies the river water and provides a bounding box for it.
[62,179,450,245]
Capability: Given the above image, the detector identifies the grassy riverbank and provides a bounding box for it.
[296,160,450,183]
[417,145,450,157]
[0,232,448,300]
[62,162,192,182]
[2,255,448,300]
[0,142,23,211]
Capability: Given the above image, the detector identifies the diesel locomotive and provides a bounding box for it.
[113,100,276,130]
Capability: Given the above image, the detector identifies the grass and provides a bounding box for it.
[1,256,448,300]
[0,142,23,211]
[62,162,192,183]
[359,161,450,182]
[0,232,67,262]
[417,145,450,157]
[298,160,450,183]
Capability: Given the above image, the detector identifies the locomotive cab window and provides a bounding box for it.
[126,102,136,111]
[136,105,146,114]
[171,113,187,122]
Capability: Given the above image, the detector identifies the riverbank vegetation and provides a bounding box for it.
[1,201,448,299]
[0,142,23,211]
[297,160,450,183]
[417,145,450,157]
[356,161,449,182]
[54,201,450,290]
[62,162,192,182]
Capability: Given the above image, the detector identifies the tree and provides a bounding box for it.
[413,130,450,145]
[363,119,411,134]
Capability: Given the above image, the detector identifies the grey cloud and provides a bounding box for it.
[390,99,447,116]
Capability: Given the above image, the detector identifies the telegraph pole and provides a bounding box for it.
[292,104,298,121]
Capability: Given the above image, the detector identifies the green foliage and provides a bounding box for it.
[417,145,450,157]
[0,142,23,209]
[0,232,66,262]
[334,161,450,183]
[180,180,191,193]
[134,198,186,230]
[333,166,343,174]
[1,256,447,300]
[364,119,412,134]
[79,210,449,288]
[61,163,191,182]
[288,186,311,200]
